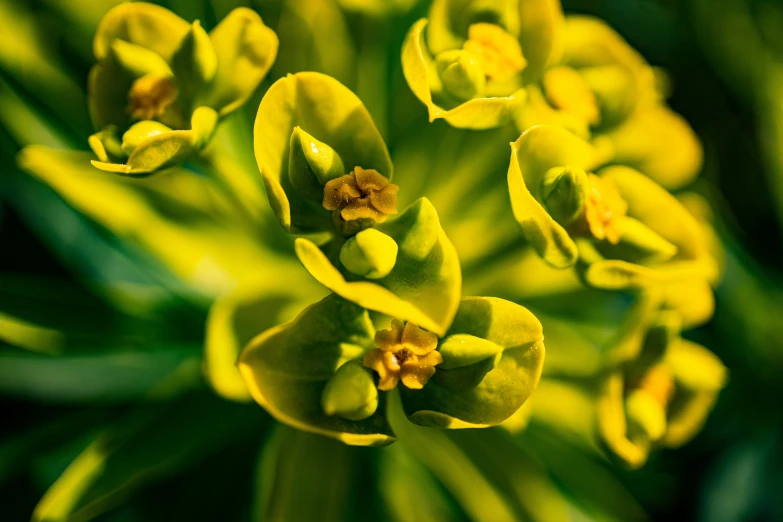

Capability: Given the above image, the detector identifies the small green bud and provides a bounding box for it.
[435,50,487,102]
[437,334,504,370]
[540,166,588,225]
[339,228,398,279]
[625,389,667,442]
[172,20,218,103]
[110,39,172,78]
[321,360,378,421]
[432,356,497,391]
[121,120,173,155]
[288,126,346,201]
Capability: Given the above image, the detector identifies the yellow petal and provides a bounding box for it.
[323,174,360,210]
[353,167,389,191]
[370,184,399,215]
[374,320,404,351]
[401,322,438,355]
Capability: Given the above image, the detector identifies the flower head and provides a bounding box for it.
[364,320,443,390]
[323,167,399,235]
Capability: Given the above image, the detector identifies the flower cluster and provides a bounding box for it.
[10,4,732,519]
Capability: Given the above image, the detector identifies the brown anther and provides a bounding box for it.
[128,74,179,122]
[323,167,398,234]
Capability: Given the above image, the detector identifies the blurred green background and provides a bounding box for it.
[1,0,782,521]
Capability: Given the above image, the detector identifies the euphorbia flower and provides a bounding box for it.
[506,125,718,298]
[596,296,727,468]
[364,320,443,390]
[401,0,564,129]
[87,3,277,174]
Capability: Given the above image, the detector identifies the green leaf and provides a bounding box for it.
[255,425,354,522]
[205,281,326,403]
[518,0,566,82]
[402,19,526,130]
[399,297,545,428]
[295,197,462,336]
[254,72,392,232]
[606,105,703,190]
[595,216,678,265]
[238,294,395,446]
[377,444,461,522]
[93,2,190,63]
[387,391,520,522]
[203,8,278,116]
[18,146,297,300]
[507,125,600,268]
[31,391,263,522]
[0,349,197,404]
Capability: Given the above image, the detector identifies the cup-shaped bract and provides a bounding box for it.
[596,297,727,468]
[507,126,717,298]
[294,197,462,337]
[399,297,545,428]
[254,72,393,233]
[401,0,564,129]
[239,294,396,446]
[88,3,277,174]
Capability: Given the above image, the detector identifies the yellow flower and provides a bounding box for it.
[462,23,527,81]
[572,173,628,244]
[323,167,399,233]
[127,74,179,122]
[363,319,443,391]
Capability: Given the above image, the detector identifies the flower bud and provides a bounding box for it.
[540,166,588,225]
[432,333,503,390]
[437,334,503,369]
[288,126,346,201]
[435,50,487,102]
[339,228,398,279]
[321,360,378,421]
[120,120,173,155]
[625,389,667,442]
